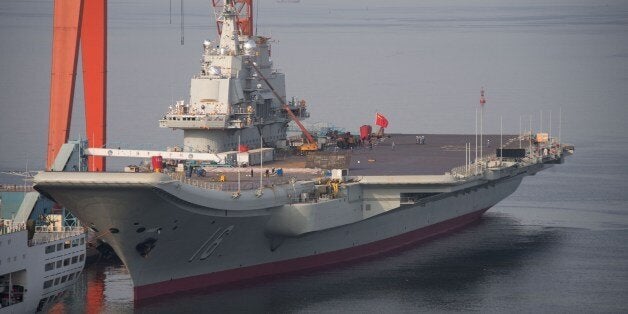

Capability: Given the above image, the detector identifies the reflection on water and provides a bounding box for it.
[52,214,565,313]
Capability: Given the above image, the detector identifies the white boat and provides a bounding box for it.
[0,194,86,313]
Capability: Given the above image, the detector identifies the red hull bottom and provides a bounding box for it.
[135,207,490,302]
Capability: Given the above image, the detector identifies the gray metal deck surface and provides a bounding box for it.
[345,134,518,176]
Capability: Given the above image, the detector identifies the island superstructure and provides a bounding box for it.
[158,2,307,153]
[33,0,573,303]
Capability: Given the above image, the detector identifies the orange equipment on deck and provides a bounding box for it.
[47,0,107,172]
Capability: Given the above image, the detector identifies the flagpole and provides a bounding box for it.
[479,88,485,164]
[475,107,478,164]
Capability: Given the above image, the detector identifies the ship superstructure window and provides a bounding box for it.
[54,277,60,285]
[71,256,78,264]
[57,243,63,251]
[63,258,70,266]
[38,297,48,311]
[56,260,62,268]
[80,237,85,245]
[72,239,79,247]
[79,254,85,262]
[64,241,71,249]
[45,262,54,271]
[61,275,67,283]
[43,279,53,289]
[68,273,75,281]
[45,245,55,254]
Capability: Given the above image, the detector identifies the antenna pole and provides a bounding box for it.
[549,110,552,142]
[260,132,263,189]
[519,115,522,148]
[559,106,562,145]
[540,110,543,134]
[529,115,532,158]
[78,134,82,171]
[237,135,241,192]
[180,0,184,45]
[465,143,468,173]
[500,115,503,164]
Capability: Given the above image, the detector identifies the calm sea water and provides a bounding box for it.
[1,0,627,312]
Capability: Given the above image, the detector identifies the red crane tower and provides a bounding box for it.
[47,0,107,171]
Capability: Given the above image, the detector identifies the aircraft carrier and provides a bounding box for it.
[33,1,573,302]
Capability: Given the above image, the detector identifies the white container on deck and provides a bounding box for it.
[237,148,274,166]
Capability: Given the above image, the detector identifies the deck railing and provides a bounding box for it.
[30,226,85,246]
[0,219,26,235]
[166,172,294,191]
[0,184,34,192]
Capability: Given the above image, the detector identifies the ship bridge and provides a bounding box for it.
[158,2,308,153]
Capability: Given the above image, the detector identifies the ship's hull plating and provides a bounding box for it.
[37,174,523,301]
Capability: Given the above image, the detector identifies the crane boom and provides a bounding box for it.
[248,62,317,147]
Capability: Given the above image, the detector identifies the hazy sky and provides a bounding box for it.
[1,0,627,170]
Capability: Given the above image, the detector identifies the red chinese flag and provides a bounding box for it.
[375,113,389,128]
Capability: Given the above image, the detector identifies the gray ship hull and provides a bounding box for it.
[35,169,528,301]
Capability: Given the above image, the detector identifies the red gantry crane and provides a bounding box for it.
[47,0,107,171]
